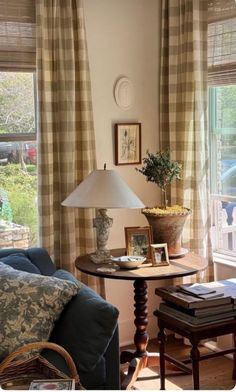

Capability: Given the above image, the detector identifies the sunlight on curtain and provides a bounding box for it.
[160,0,212,271]
[36,0,104,296]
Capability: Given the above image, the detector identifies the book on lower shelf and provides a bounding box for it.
[165,300,236,317]
[159,301,236,325]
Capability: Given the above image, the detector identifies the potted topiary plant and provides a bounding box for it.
[136,150,191,258]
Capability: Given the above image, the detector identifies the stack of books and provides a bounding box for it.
[156,279,236,325]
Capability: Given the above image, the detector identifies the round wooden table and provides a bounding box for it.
[75,249,207,390]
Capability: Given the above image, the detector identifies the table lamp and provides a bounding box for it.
[62,164,144,263]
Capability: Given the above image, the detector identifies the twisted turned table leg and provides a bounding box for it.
[134,279,149,356]
[120,279,160,389]
[120,279,148,389]
[120,279,183,390]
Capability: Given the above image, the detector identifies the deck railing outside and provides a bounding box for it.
[211,194,236,257]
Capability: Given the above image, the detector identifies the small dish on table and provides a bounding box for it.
[111,256,146,269]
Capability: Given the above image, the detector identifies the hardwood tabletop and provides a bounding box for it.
[75,249,208,281]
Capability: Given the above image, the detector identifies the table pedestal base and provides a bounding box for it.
[120,350,158,389]
[120,349,183,389]
[120,279,183,390]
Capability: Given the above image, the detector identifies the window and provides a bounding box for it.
[0,71,38,247]
[0,0,36,248]
[208,1,236,258]
[209,86,236,197]
[209,86,236,257]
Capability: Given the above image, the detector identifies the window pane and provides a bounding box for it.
[0,141,37,165]
[0,71,37,249]
[0,72,35,135]
[209,86,236,258]
[213,86,236,196]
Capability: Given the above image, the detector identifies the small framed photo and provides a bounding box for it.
[125,226,153,260]
[115,123,141,165]
[151,243,169,266]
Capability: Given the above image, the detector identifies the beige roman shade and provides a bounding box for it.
[208,0,236,23]
[208,0,236,85]
[0,0,35,70]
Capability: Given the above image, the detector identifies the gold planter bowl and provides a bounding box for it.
[142,206,191,258]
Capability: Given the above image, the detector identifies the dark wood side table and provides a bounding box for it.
[75,249,207,390]
[155,309,236,390]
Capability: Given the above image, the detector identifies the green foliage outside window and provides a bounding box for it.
[0,164,37,245]
[0,73,35,134]
[217,86,236,131]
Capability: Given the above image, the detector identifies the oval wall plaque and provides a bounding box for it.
[114,77,133,110]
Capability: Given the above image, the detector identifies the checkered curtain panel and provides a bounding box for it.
[160,0,212,261]
[36,0,104,295]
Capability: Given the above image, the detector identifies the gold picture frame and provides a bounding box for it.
[115,123,141,165]
[125,226,153,261]
[151,243,169,266]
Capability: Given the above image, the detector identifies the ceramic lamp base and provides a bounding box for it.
[91,209,113,264]
[90,251,112,264]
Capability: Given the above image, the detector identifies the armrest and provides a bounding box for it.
[50,282,119,372]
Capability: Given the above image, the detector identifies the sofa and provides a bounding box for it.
[0,247,120,390]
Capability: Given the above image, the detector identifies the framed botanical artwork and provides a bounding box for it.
[151,243,169,266]
[125,226,153,260]
[115,123,141,165]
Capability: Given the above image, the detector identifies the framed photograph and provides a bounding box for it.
[151,243,169,266]
[115,123,141,165]
[125,226,153,260]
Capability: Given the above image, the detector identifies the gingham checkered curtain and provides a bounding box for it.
[160,0,212,262]
[36,0,104,295]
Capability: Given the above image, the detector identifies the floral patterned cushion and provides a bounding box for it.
[0,262,81,360]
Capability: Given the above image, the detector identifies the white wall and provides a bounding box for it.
[213,259,236,352]
[84,0,161,345]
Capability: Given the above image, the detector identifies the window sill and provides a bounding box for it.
[213,252,236,268]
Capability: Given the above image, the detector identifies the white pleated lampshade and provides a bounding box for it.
[62,169,144,209]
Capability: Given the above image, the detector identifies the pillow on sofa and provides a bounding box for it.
[0,253,41,274]
[50,282,119,372]
[0,262,81,361]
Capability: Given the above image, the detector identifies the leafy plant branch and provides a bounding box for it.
[136,150,182,209]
